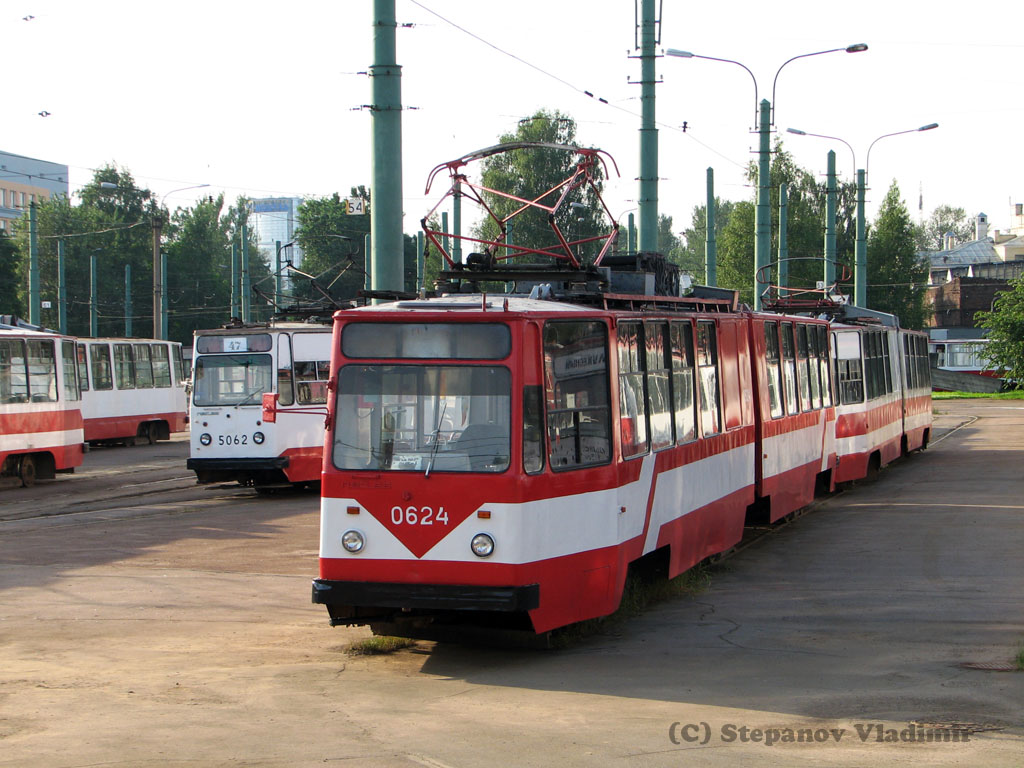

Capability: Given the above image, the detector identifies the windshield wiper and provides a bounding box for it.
[425,401,448,478]
[234,388,265,409]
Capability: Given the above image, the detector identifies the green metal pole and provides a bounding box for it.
[57,239,67,334]
[29,203,39,325]
[778,183,788,293]
[705,168,716,286]
[161,252,168,339]
[628,213,637,255]
[370,0,404,294]
[230,243,239,319]
[754,99,771,311]
[824,150,837,288]
[452,181,463,264]
[90,252,98,337]
[637,0,659,253]
[275,240,282,307]
[416,231,424,293]
[855,168,867,306]
[364,233,372,292]
[241,224,250,322]
[125,264,132,337]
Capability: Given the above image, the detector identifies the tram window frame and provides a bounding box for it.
[295,359,331,405]
[764,321,784,419]
[617,321,649,458]
[61,340,80,402]
[817,326,832,407]
[0,338,29,403]
[90,344,114,391]
[645,321,673,451]
[277,334,294,406]
[696,321,722,436]
[543,320,612,471]
[834,331,864,405]
[803,324,822,410]
[113,343,136,390]
[796,324,813,412]
[134,344,155,388]
[780,322,799,415]
[26,339,57,402]
[152,344,172,388]
[670,321,697,442]
[76,343,90,392]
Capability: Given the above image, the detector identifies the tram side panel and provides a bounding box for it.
[749,317,836,522]
[0,331,84,485]
[899,330,933,452]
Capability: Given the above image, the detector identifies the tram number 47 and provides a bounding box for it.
[390,505,449,526]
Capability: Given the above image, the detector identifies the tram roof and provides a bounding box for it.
[344,294,597,316]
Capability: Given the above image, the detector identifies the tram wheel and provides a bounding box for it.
[19,455,36,488]
[144,423,158,445]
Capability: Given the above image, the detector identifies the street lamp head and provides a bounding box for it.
[919,122,939,131]
[665,48,694,59]
[786,128,807,136]
[99,182,118,190]
[845,43,869,53]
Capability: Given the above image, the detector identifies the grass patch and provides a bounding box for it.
[932,390,1024,400]
[1014,642,1024,671]
[346,635,417,656]
[552,563,713,648]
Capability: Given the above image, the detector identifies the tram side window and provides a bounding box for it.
[646,322,673,451]
[296,360,330,404]
[26,340,57,402]
[817,326,832,407]
[0,338,29,403]
[90,344,114,390]
[151,344,172,387]
[543,320,612,470]
[918,336,931,389]
[764,322,784,419]
[523,385,545,474]
[617,322,649,457]
[134,344,154,388]
[61,341,80,402]
[670,321,697,442]
[75,344,90,392]
[697,322,721,436]
[780,322,798,415]
[834,332,864,404]
[796,324,812,412]
[173,345,185,385]
[113,344,136,390]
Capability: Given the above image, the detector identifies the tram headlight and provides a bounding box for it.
[253,431,265,445]
[199,433,212,446]
[470,533,495,558]
[341,529,365,554]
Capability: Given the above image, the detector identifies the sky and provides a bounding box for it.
[6,0,1024,245]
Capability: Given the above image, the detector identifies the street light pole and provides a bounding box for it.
[666,43,867,310]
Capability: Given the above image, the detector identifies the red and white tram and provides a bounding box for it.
[187,320,333,489]
[0,325,84,486]
[77,338,188,445]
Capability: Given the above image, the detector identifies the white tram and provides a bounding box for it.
[0,325,84,486]
[187,321,333,489]
[77,338,188,445]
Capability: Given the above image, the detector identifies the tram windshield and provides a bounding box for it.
[333,365,511,473]
[193,354,273,407]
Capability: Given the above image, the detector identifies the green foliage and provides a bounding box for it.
[675,199,736,284]
[867,181,929,329]
[916,204,975,251]
[975,275,1024,386]
[0,233,23,316]
[473,109,608,266]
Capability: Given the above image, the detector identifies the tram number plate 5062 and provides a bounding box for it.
[217,434,248,445]
[390,505,449,526]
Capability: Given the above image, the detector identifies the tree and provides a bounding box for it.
[975,276,1024,385]
[867,181,929,329]
[472,109,608,266]
[675,199,736,284]
[916,204,975,251]
[0,232,22,316]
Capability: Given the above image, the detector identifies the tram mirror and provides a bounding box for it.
[262,392,278,423]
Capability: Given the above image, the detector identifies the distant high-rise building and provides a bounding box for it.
[251,197,304,270]
[0,151,69,234]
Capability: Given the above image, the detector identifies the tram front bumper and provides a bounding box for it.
[311,579,540,616]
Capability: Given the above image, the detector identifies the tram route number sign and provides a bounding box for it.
[344,197,367,215]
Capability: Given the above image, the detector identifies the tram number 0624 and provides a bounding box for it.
[390,506,449,526]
